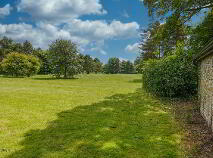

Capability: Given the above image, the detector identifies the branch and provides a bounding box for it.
[185,4,213,12]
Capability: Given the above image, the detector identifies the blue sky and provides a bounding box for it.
[0,0,152,63]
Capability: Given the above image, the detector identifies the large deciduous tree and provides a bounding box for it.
[49,39,82,78]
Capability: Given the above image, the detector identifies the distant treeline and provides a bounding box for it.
[0,37,139,78]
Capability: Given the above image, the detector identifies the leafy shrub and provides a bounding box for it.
[1,52,40,77]
[142,49,197,97]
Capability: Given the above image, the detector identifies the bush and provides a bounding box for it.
[1,52,40,77]
[142,52,197,97]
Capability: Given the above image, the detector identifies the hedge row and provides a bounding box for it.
[142,53,198,97]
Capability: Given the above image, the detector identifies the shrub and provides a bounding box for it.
[142,51,197,97]
[1,52,40,77]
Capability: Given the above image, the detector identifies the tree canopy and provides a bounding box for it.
[49,39,83,78]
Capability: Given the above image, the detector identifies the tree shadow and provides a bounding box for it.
[129,79,142,83]
[7,89,182,158]
[0,75,26,79]
[32,76,79,81]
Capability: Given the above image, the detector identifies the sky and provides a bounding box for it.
[0,0,152,63]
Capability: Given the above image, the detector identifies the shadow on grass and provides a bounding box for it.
[0,75,79,80]
[0,75,26,79]
[129,79,142,83]
[32,76,79,81]
[7,89,182,158]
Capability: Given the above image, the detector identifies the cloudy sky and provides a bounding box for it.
[0,0,151,62]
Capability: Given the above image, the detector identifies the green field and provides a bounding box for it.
[0,74,184,158]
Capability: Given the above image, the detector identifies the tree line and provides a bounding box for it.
[0,37,137,78]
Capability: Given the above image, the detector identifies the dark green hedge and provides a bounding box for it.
[142,54,198,97]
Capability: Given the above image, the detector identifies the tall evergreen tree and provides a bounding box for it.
[107,58,120,74]
[83,55,95,74]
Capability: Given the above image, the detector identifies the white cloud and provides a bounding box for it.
[125,43,139,53]
[0,23,76,49]
[64,19,139,40]
[17,0,107,23]
[65,19,139,55]
[0,4,13,18]
[0,19,139,55]
[119,57,128,62]
[91,47,107,55]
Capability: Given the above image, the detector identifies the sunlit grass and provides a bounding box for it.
[0,74,184,158]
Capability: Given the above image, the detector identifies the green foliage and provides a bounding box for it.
[105,57,120,74]
[83,55,95,74]
[33,50,52,74]
[120,60,135,74]
[190,11,213,55]
[0,37,35,59]
[22,40,34,54]
[0,52,40,77]
[143,45,197,97]
[135,61,144,74]
[93,58,103,73]
[139,20,187,61]
[134,57,145,74]
[103,64,109,74]
[49,39,83,78]
[0,37,15,61]
[143,0,213,22]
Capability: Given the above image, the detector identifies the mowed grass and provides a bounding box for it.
[0,74,184,158]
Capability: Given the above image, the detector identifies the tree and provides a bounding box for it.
[0,36,14,61]
[103,64,109,74]
[134,56,144,74]
[33,49,52,74]
[120,60,135,74]
[142,43,197,97]
[190,11,213,54]
[49,39,82,78]
[1,52,40,77]
[139,19,187,61]
[83,55,95,74]
[143,0,213,23]
[93,58,103,73]
[139,22,161,61]
[106,58,120,74]
[22,40,34,54]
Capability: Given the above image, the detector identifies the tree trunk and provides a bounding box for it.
[64,66,67,78]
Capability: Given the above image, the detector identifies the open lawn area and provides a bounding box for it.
[0,74,184,158]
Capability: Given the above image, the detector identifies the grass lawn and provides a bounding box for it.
[0,74,184,158]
